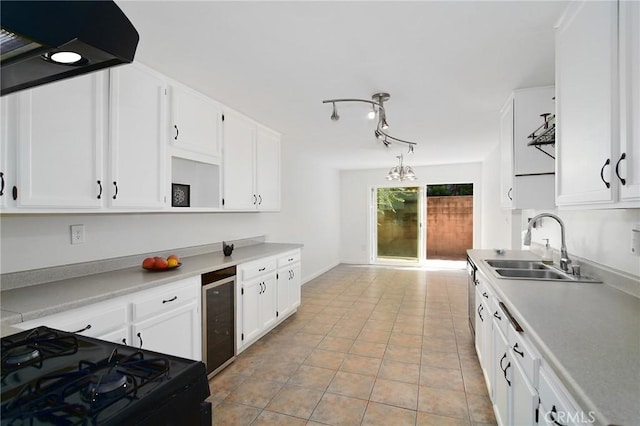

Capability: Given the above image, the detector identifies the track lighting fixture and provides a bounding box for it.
[385,154,416,181]
[322,92,418,149]
[331,102,339,121]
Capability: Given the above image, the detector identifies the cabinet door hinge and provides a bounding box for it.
[276,273,279,280]
[241,287,244,295]
[276,311,279,318]
[222,114,225,122]
[222,198,225,206]
[241,333,244,341]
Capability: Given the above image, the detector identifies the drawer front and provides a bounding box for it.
[509,327,540,387]
[18,302,128,338]
[277,250,300,268]
[131,277,199,322]
[240,257,277,281]
[490,296,509,336]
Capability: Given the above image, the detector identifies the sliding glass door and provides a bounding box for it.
[374,186,422,262]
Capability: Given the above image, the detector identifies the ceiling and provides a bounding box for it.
[116,1,568,170]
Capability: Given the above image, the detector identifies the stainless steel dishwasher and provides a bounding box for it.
[201,266,236,378]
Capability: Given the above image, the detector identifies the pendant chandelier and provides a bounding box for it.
[322,92,418,149]
[386,154,417,181]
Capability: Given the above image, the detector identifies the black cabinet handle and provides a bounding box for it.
[507,187,513,200]
[162,296,177,304]
[112,181,118,200]
[72,324,92,334]
[97,180,102,199]
[137,332,143,348]
[549,405,567,426]
[493,311,501,320]
[258,195,262,205]
[122,338,127,345]
[12,185,17,200]
[0,171,4,196]
[259,267,266,272]
[503,361,511,387]
[499,353,511,386]
[174,125,179,140]
[477,304,484,322]
[513,342,525,357]
[615,153,627,185]
[288,257,294,262]
[600,158,611,189]
[482,292,488,299]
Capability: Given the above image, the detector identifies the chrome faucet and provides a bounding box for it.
[523,213,572,272]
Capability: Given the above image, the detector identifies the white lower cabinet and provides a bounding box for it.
[237,249,302,353]
[16,276,201,361]
[16,298,129,344]
[276,250,301,320]
[130,276,201,360]
[131,299,200,360]
[492,324,510,426]
[474,270,590,426]
[237,257,278,351]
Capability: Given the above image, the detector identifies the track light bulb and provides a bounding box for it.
[331,103,340,121]
[367,105,376,120]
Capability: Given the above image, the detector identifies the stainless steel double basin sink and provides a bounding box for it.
[483,259,601,283]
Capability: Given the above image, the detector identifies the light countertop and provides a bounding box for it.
[1,242,302,327]
[468,249,640,426]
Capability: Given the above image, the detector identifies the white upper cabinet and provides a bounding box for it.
[499,87,556,210]
[169,81,222,160]
[499,98,515,208]
[0,95,14,208]
[255,125,281,211]
[556,0,638,208]
[109,63,166,209]
[15,72,107,208]
[618,0,640,203]
[222,109,281,211]
[222,110,256,210]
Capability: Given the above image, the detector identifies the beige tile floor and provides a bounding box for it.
[208,264,497,426]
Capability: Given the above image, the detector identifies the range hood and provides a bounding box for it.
[1,1,139,96]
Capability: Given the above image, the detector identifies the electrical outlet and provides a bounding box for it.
[70,224,85,244]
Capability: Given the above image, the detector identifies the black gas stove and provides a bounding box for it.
[1,326,211,425]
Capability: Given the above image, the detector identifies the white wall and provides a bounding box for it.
[0,138,341,283]
[340,161,483,264]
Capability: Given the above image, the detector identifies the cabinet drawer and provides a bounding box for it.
[18,302,128,338]
[131,277,199,322]
[240,257,276,281]
[508,327,540,387]
[490,296,509,336]
[277,250,300,268]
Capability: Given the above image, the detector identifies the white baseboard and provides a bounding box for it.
[300,261,340,286]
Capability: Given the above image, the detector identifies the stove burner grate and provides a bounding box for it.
[1,346,171,425]
[1,328,78,376]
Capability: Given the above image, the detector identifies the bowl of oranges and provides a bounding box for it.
[142,254,181,271]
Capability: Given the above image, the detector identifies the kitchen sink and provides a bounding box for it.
[482,259,602,283]
[495,268,569,280]
[485,260,548,269]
